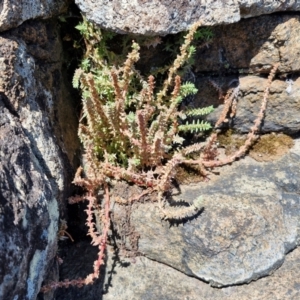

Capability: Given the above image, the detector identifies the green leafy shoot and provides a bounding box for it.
[193,27,214,41]
[179,119,212,133]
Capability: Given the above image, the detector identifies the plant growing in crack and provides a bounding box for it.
[41,18,279,292]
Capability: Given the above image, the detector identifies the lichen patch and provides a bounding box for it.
[249,133,294,162]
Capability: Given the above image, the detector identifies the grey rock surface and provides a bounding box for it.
[194,14,300,74]
[0,0,69,32]
[103,244,300,300]
[45,8,300,300]
[75,0,300,35]
[124,139,300,286]
[190,15,300,134]
[235,76,300,133]
[106,245,300,300]
[0,20,79,299]
[54,141,300,299]
[0,106,58,300]
[203,75,300,134]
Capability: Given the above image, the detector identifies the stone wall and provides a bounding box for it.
[76,0,300,35]
[55,8,300,300]
[0,1,79,299]
[0,1,300,300]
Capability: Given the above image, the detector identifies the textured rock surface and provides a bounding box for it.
[0,108,58,300]
[54,140,300,299]
[58,244,300,300]
[202,75,300,134]
[0,0,69,32]
[101,246,300,300]
[125,139,300,287]
[75,0,300,35]
[234,76,300,133]
[188,14,300,134]
[32,8,300,300]
[0,20,78,300]
[52,10,300,300]
[194,14,300,74]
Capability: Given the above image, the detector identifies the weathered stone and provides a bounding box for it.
[0,0,69,32]
[57,244,300,300]
[111,139,300,287]
[55,200,300,300]
[106,244,300,300]
[75,0,300,36]
[173,15,300,134]
[35,7,300,300]
[0,20,79,299]
[0,108,58,300]
[199,75,300,134]
[51,140,300,299]
[234,76,300,133]
[194,14,300,74]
